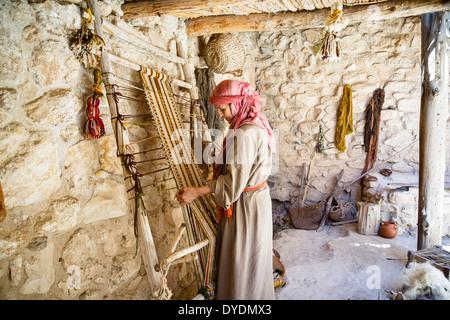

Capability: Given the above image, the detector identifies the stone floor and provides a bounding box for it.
[273,224,449,300]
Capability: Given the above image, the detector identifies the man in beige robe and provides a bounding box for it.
[176,79,275,300]
[208,124,274,300]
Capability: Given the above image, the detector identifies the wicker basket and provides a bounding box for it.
[204,33,245,77]
[289,201,326,230]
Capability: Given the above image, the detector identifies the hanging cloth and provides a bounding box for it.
[335,85,353,152]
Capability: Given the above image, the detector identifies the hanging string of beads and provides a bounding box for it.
[316,1,349,62]
[70,9,105,139]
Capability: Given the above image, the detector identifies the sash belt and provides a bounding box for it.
[217,180,267,221]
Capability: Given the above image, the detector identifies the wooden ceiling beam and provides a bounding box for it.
[122,0,259,19]
[185,0,449,36]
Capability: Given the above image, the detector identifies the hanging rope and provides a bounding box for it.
[155,265,173,300]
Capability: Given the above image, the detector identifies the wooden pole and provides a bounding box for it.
[122,0,258,19]
[185,0,449,36]
[106,51,192,89]
[300,161,312,208]
[102,19,185,64]
[417,10,448,250]
[176,38,198,100]
[317,169,344,232]
[160,239,209,269]
[86,0,163,297]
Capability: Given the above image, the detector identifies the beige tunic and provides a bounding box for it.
[208,124,274,300]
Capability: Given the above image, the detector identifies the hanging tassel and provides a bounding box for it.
[84,94,105,139]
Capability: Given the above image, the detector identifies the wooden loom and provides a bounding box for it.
[86,0,217,299]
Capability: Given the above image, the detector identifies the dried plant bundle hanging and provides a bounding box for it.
[71,9,106,139]
[317,2,348,62]
[70,9,105,69]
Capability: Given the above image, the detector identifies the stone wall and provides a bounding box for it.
[238,17,450,236]
[0,0,196,300]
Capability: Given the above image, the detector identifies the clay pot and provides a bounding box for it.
[379,221,398,239]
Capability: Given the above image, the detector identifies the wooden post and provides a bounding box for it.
[86,0,163,297]
[418,11,448,250]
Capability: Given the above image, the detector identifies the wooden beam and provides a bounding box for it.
[417,11,448,250]
[122,0,257,19]
[185,0,449,36]
[86,0,163,298]
[102,19,185,64]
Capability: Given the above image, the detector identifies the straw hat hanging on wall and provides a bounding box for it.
[204,33,246,77]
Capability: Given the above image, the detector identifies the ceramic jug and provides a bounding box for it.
[379,221,398,239]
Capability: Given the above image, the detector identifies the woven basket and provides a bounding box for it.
[204,33,245,77]
[289,201,326,230]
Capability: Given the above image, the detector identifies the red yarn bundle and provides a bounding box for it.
[84,94,105,139]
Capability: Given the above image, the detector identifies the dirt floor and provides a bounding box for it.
[273,224,450,300]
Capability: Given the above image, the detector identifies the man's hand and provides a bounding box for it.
[176,187,198,205]
[175,185,213,205]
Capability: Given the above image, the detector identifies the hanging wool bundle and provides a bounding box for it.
[70,9,105,69]
[317,2,348,62]
[335,85,353,152]
[362,88,385,172]
[84,93,105,139]
[359,88,384,197]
